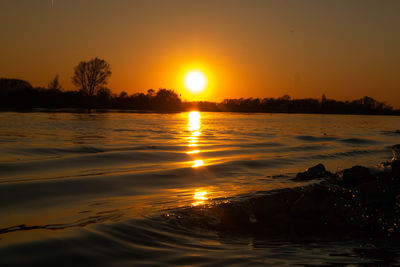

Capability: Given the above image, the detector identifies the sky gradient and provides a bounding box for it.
[1,0,399,105]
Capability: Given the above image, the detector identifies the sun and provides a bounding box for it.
[184,70,207,93]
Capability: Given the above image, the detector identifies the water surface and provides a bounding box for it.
[0,111,399,265]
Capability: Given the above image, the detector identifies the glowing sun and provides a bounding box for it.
[184,70,207,93]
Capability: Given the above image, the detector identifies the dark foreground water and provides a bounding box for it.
[0,111,399,266]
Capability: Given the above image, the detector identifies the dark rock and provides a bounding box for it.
[290,185,330,216]
[356,180,393,206]
[251,188,300,217]
[338,165,372,187]
[392,160,400,177]
[296,163,330,180]
[392,144,400,161]
[172,158,400,240]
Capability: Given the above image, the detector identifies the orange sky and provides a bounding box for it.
[1,0,399,106]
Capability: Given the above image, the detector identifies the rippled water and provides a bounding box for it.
[0,111,399,266]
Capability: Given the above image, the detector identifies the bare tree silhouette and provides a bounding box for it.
[72,58,111,97]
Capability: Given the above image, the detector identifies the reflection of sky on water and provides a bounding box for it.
[3,110,400,262]
[2,112,399,238]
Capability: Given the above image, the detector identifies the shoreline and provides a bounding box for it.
[0,107,399,116]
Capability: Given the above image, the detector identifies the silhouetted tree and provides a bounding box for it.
[147,89,155,97]
[153,89,182,110]
[321,94,326,103]
[280,94,291,101]
[72,58,112,97]
[0,78,32,91]
[0,78,35,108]
[96,87,112,107]
[48,75,62,91]
[97,87,112,98]
[119,91,128,98]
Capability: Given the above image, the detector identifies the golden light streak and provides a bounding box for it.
[188,111,201,132]
[187,111,203,167]
[192,159,204,167]
[194,191,208,200]
[193,190,209,206]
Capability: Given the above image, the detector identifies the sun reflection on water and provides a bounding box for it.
[193,190,208,206]
[187,111,204,167]
[192,159,204,167]
[191,131,201,136]
[188,111,201,132]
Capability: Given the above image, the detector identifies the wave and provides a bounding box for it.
[4,152,394,240]
[0,209,124,235]
[295,135,338,142]
[165,160,400,241]
[309,148,388,160]
[339,137,378,144]
[27,146,106,155]
[382,130,400,136]
[0,143,390,186]
[295,135,380,145]
[2,160,400,266]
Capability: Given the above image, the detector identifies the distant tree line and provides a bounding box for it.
[0,77,397,115]
[0,78,183,111]
[0,57,398,114]
[210,94,396,115]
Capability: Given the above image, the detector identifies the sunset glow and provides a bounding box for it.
[2,1,400,265]
[1,1,399,106]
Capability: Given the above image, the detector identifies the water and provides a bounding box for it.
[0,111,399,266]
